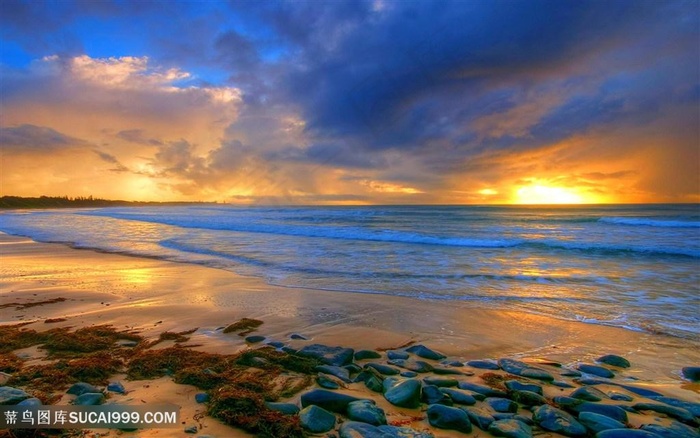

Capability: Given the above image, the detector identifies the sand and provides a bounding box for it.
[1,232,698,437]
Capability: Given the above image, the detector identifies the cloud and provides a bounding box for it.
[0,124,84,151]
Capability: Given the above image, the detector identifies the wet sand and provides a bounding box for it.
[1,233,698,437]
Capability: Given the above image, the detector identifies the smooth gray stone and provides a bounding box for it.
[511,390,547,406]
[458,381,508,398]
[442,360,464,367]
[290,333,308,340]
[649,396,700,417]
[67,382,99,396]
[432,366,467,375]
[597,355,631,368]
[107,381,126,394]
[339,421,435,438]
[439,388,477,405]
[632,402,697,425]
[388,359,434,373]
[267,341,285,348]
[401,371,418,378]
[299,405,336,433]
[533,404,587,437]
[74,392,105,406]
[498,358,554,381]
[422,377,458,387]
[682,367,700,382]
[595,430,660,438]
[300,389,362,413]
[561,369,583,377]
[317,373,341,389]
[521,367,555,381]
[486,397,518,413]
[553,380,576,388]
[387,350,410,360]
[376,425,435,438]
[578,364,615,378]
[244,335,265,343]
[579,411,626,433]
[316,364,352,382]
[493,413,534,425]
[609,392,634,402]
[641,421,700,438]
[354,367,384,392]
[17,397,42,407]
[384,379,422,408]
[573,403,628,423]
[426,404,472,433]
[355,350,382,360]
[406,344,446,360]
[195,392,209,403]
[421,385,453,406]
[571,386,608,402]
[488,418,532,438]
[462,405,496,430]
[347,399,387,426]
[297,344,354,366]
[467,359,500,370]
[345,363,363,374]
[365,363,401,376]
[265,401,299,415]
[553,396,584,408]
[505,380,543,395]
[0,386,29,405]
[184,425,198,434]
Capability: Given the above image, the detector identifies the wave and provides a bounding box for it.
[599,217,700,228]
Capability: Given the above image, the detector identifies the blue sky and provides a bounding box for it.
[1,0,698,203]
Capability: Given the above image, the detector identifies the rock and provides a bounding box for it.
[0,372,12,385]
[463,405,496,430]
[355,350,382,360]
[595,430,660,438]
[511,390,547,406]
[339,421,434,438]
[632,402,697,425]
[244,335,265,343]
[184,425,198,434]
[442,360,465,367]
[439,388,477,405]
[389,359,434,373]
[317,364,352,382]
[458,381,508,398]
[467,359,500,370]
[317,373,341,389]
[533,404,587,437]
[578,411,626,433]
[561,368,583,377]
[347,399,387,426]
[74,392,105,406]
[609,392,634,402]
[553,380,576,388]
[406,345,446,360]
[422,377,458,387]
[486,397,518,413]
[299,405,336,433]
[365,363,401,376]
[648,396,700,417]
[298,344,354,366]
[432,366,467,375]
[0,386,30,405]
[107,381,126,394]
[426,404,472,433]
[267,341,285,348]
[553,396,585,409]
[345,363,363,374]
[571,386,608,402]
[265,402,299,415]
[577,364,615,378]
[488,419,532,438]
[505,380,543,395]
[400,371,418,378]
[641,421,700,438]
[573,403,628,423]
[421,385,453,406]
[355,368,384,393]
[387,350,410,360]
[300,389,362,413]
[195,393,210,403]
[17,397,42,407]
[682,366,700,382]
[615,384,663,398]
[498,358,554,381]
[67,382,99,396]
[384,379,422,408]
[290,333,308,340]
[597,355,631,368]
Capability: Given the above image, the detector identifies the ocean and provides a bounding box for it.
[1,204,698,339]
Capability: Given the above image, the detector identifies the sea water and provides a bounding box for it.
[1,204,698,339]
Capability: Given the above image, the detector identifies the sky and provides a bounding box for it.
[1,0,698,205]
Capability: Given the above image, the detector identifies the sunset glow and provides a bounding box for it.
[1,1,698,204]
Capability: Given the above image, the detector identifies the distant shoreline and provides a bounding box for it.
[0,195,217,209]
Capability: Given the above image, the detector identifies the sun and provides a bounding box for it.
[514,185,585,204]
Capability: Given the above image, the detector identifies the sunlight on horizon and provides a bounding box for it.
[513,184,589,205]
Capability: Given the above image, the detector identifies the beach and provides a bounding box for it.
[1,232,699,437]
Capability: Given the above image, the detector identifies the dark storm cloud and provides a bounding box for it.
[0,124,84,151]
[93,150,129,172]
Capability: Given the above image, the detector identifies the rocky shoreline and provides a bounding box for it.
[1,320,699,438]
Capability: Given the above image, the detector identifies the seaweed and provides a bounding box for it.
[41,325,142,356]
[144,327,198,348]
[0,353,24,373]
[222,318,263,336]
[0,297,67,310]
[236,347,321,374]
[0,324,48,353]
